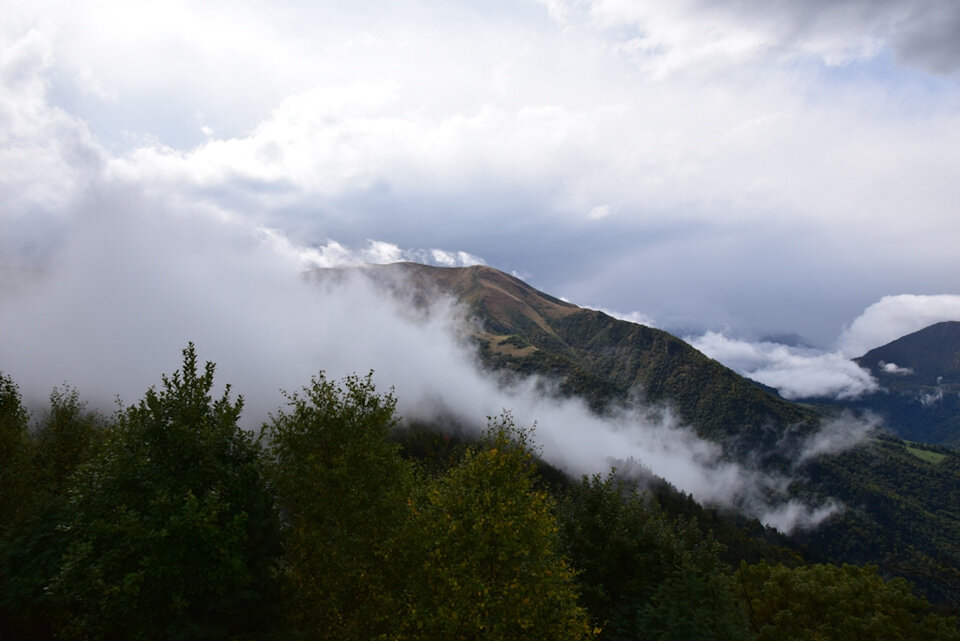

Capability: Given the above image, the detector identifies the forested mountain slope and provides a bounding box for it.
[359,262,960,607]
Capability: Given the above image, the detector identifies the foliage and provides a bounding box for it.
[735,561,960,640]
[33,385,106,494]
[796,437,960,609]
[51,344,282,640]
[402,415,593,640]
[558,473,750,641]
[3,328,960,640]
[0,386,105,639]
[0,371,32,533]
[263,371,413,640]
[0,371,46,639]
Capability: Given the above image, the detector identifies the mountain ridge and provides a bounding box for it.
[856,320,960,386]
[361,262,815,454]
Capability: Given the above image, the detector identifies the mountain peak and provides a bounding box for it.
[856,320,960,385]
[361,262,812,447]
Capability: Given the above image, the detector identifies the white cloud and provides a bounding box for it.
[0,29,103,220]
[4,0,955,541]
[689,331,878,400]
[594,307,657,328]
[796,412,879,463]
[0,169,843,533]
[588,204,612,220]
[760,500,843,534]
[838,294,960,357]
[880,361,913,375]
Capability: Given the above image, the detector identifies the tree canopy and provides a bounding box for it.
[264,371,413,640]
[0,346,958,640]
[402,415,594,641]
[51,344,282,640]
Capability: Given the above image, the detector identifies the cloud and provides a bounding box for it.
[0,1,928,533]
[795,412,879,464]
[838,294,960,357]
[3,0,960,351]
[256,231,484,271]
[759,500,843,534]
[541,0,960,75]
[593,307,658,328]
[588,204,613,220]
[689,331,878,400]
[0,177,840,532]
[0,29,104,237]
[880,361,913,375]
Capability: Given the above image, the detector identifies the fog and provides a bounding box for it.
[688,331,879,401]
[0,184,871,532]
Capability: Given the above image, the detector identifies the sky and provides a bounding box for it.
[3,4,960,388]
[3,0,958,529]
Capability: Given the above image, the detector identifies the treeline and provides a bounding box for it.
[1,345,957,640]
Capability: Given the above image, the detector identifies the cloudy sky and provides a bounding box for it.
[2,0,960,403]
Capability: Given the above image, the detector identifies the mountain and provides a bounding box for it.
[848,321,960,446]
[347,262,960,608]
[368,262,814,455]
[857,321,960,386]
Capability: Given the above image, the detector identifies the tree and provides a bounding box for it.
[0,371,46,639]
[558,473,749,641]
[32,385,105,494]
[1,386,105,640]
[402,414,593,640]
[0,371,32,534]
[52,344,282,640]
[264,371,413,640]
[735,561,960,641]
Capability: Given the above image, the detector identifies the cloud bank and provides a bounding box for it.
[3,1,939,533]
[687,293,960,400]
[838,294,960,357]
[3,2,960,345]
[689,331,878,400]
[0,179,853,532]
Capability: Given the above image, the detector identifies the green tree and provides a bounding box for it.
[1,386,105,640]
[402,415,593,641]
[0,371,45,639]
[735,561,960,641]
[32,385,105,494]
[264,371,413,640]
[0,371,32,533]
[51,344,282,640]
[558,473,749,641]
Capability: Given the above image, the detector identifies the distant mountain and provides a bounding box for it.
[848,321,960,446]
[856,320,960,386]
